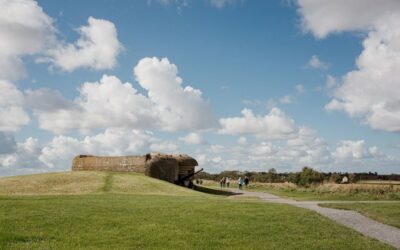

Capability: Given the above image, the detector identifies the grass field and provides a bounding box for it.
[358,180,400,185]
[0,172,394,249]
[203,181,400,201]
[321,203,400,229]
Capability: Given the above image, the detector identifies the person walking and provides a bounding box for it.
[226,177,230,188]
[244,176,249,189]
[238,177,243,190]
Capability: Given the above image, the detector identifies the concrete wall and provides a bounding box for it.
[71,153,198,185]
[72,155,146,173]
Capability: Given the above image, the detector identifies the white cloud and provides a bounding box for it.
[333,140,381,160]
[0,1,123,79]
[134,57,216,131]
[219,108,298,140]
[30,75,158,134]
[195,130,332,173]
[0,80,30,131]
[325,19,400,131]
[307,54,328,69]
[30,57,215,134]
[179,132,206,145]
[298,0,400,132]
[297,0,400,39]
[45,17,123,71]
[0,0,54,80]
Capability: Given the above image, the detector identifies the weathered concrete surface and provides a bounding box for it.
[72,155,146,172]
[71,153,198,184]
[230,189,400,249]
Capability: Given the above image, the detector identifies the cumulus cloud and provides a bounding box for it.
[0,0,54,80]
[297,0,400,132]
[134,57,216,131]
[325,19,400,132]
[333,140,381,160]
[195,127,397,173]
[307,55,328,69]
[0,80,30,131]
[29,57,215,134]
[29,75,158,133]
[297,0,400,39]
[219,108,298,140]
[195,128,332,173]
[45,17,123,71]
[0,0,123,78]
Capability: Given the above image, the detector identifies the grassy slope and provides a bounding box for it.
[0,171,197,196]
[0,172,393,249]
[321,203,400,229]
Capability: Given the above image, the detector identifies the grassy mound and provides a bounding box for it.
[0,171,197,196]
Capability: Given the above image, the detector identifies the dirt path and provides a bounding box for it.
[230,189,400,249]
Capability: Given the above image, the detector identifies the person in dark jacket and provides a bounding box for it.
[244,176,249,189]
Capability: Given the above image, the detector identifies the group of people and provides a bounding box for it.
[219,176,231,188]
[219,176,250,190]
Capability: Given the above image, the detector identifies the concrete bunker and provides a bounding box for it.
[71,153,201,187]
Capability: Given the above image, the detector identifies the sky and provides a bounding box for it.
[0,0,400,176]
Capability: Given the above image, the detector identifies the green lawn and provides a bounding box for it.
[0,172,394,249]
[320,203,400,229]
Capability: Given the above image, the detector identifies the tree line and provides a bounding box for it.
[196,167,400,187]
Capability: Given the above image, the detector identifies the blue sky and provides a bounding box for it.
[1,0,399,176]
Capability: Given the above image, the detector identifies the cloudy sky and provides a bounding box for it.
[1,0,399,176]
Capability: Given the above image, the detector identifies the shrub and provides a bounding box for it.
[296,167,324,187]
[329,173,342,183]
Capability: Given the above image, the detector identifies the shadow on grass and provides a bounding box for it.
[193,185,239,196]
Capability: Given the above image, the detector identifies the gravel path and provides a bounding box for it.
[229,189,400,249]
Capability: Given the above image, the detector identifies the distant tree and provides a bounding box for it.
[329,172,342,183]
[348,173,356,183]
[287,172,300,184]
[296,167,324,187]
[267,168,278,183]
